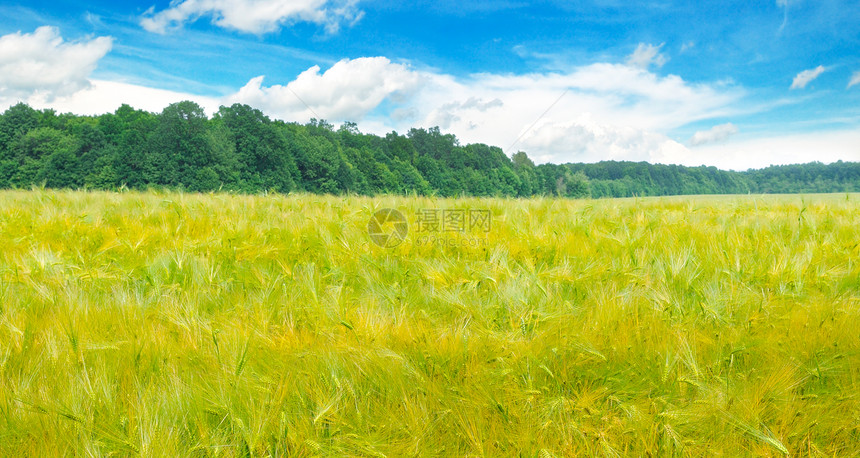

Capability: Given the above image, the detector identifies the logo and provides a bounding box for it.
[367,208,408,248]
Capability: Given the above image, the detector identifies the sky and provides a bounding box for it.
[0,0,858,170]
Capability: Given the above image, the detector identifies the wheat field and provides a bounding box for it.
[0,189,858,456]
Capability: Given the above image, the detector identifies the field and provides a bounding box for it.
[0,190,858,456]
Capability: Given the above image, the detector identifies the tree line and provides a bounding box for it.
[0,101,857,198]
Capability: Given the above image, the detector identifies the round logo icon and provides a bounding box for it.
[367,208,408,248]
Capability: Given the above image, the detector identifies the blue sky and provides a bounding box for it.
[0,0,858,169]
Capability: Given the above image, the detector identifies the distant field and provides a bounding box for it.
[0,190,858,456]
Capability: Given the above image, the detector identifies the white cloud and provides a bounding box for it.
[515,115,689,164]
[221,54,742,165]
[26,79,220,115]
[226,57,424,121]
[790,65,826,89]
[0,30,758,169]
[0,26,112,103]
[0,27,224,116]
[432,97,504,129]
[682,129,860,171]
[0,21,849,172]
[454,97,504,111]
[626,43,667,70]
[140,0,363,34]
[848,71,860,89]
[0,78,221,117]
[408,63,741,162]
[688,122,739,146]
[776,0,797,33]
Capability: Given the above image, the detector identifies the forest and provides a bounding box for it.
[0,100,857,198]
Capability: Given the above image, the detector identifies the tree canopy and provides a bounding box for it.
[0,101,857,197]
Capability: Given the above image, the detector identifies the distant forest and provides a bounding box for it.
[0,101,857,198]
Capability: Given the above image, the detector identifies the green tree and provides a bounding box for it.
[7,127,79,188]
[291,127,343,194]
[389,157,431,194]
[107,105,157,188]
[40,147,80,188]
[0,103,41,151]
[147,101,238,191]
[214,104,297,193]
[147,101,209,186]
[384,132,417,164]
[511,151,539,196]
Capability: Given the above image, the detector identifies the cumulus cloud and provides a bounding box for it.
[220,52,742,165]
[848,71,860,89]
[225,57,424,121]
[430,97,504,129]
[456,62,740,134]
[684,129,860,171]
[416,62,742,164]
[140,0,363,34]
[626,43,667,70]
[790,65,826,89]
[688,122,739,146]
[0,28,743,169]
[453,97,504,111]
[0,26,112,103]
[0,27,223,116]
[515,115,689,164]
[22,79,222,116]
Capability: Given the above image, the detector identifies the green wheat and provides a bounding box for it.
[0,189,858,456]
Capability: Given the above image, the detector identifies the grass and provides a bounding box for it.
[0,189,858,456]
